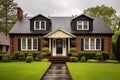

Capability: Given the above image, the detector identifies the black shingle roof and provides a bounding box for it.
[9,16,113,35]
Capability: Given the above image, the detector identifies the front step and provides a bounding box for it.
[49,56,69,63]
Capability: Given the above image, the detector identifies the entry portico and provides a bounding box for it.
[44,29,76,56]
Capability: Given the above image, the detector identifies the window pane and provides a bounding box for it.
[41,21,45,30]
[85,39,89,49]
[96,39,100,49]
[22,39,26,49]
[28,39,32,49]
[35,21,39,29]
[77,21,82,30]
[90,39,94,49]
[33,39,37,49]
[84,21,88,30]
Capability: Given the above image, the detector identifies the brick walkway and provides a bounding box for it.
[41,63,72,80]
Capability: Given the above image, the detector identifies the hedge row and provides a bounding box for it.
[78,51,109,60]
[13,51,40,60]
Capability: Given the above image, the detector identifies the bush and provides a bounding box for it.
[41,59,49,62]
[80,56,86,62]
[34,55,41,61]
[87,59,98,63]
[13,52,20,60]
[78,52,96,59]
[18,53,25,61]
[2,54,12,62]
[101,51,109,60]
[0,54,4,60]
[42,47,51,56]
[69,57,79,62]
[42,47,49,52]
[110,53,116,60]
[94,52,103,60]
[27,53,33,57]
[26,56,33,63]
[105,60,119,63]
[70,47,77,52]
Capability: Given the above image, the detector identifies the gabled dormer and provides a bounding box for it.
[71,14,94,32]
[30,14,51,32]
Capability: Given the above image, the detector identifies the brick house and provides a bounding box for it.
[9,7,113,57]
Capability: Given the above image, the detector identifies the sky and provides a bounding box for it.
[14,0,120,17]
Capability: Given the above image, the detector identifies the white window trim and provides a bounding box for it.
[34,21,46,30]
[21,38,38,51]
[77,21,89,30]
[84,38,101,51]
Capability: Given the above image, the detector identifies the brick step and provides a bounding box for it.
[49,56,69,62]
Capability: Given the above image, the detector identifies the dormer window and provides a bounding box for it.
[34,21,46,30]
[77,21,89,30]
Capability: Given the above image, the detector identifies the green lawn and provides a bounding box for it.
[0,62,50,80]
[67,63,120,80]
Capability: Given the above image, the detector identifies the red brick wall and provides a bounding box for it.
[10,35,44,54]
[75,35,112,57]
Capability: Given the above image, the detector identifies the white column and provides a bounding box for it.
[68,38,70,51]
[49,38,51,51]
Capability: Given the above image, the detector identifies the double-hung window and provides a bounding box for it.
[21,38,38,50]
[77,21,89,30]
[34,21,46,30]
[84,38,101,50]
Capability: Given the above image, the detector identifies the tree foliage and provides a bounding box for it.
[83,5,120,32]
[115,35,120,60]
[0,0,17,35]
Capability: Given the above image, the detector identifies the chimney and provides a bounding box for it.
[17,7,23,20]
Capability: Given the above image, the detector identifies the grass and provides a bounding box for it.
[67,63,120,80]
[0,62,50,80]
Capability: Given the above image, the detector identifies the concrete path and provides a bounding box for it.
[41,63,72,80]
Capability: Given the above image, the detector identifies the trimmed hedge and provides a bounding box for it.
[69,57,79,62]
[78,51,109,60]
[0,54,4,60]
[70,47,77,52]
[13,51,40,60]
[80,56,86,62]
[26,56,33,63]
[78,52,96,59]
[42,47,51,56]
[2,54,12,62]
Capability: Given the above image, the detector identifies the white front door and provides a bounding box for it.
[52,39,66,56]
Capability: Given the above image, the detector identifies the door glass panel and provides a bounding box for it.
[56,39,62,54]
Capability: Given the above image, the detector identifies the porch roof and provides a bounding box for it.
[44,29,76,38]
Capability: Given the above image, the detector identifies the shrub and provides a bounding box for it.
[0,54,4,60]
[70,47,77,52]
[110,53,116,60]
[87,59,98,63]
[80,56,86,62]
[94,52,103,60]
[27,53,33,57]
[68,51,72,56]
[78,52,96,59]
[105,60,119,63]
[2,54,12,62]
[42,47,49,52]
[101,51,109,60]
[42,47,51,56]
[34,55,41,61]
[31,52,40,58]
[26,56,33,63]
[41,59,49,62]
[69,57,79,62]
[13,52,20,60]
[18,53,25,61]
